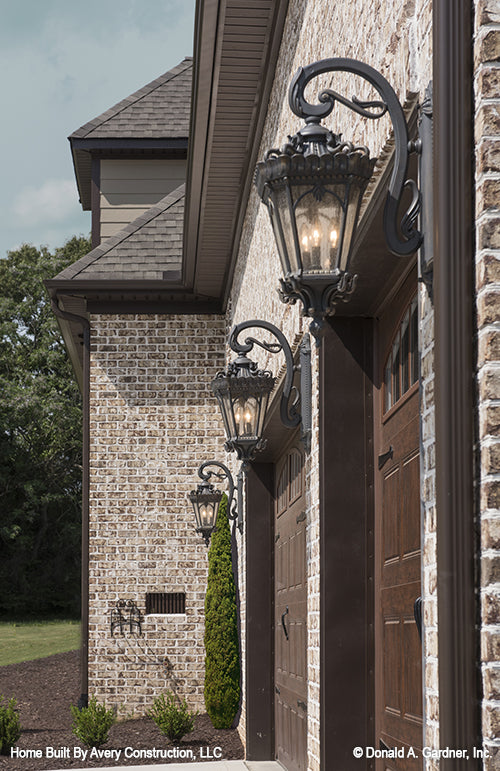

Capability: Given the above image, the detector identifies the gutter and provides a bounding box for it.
[49,295,90,709]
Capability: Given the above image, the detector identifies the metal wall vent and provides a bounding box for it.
[146,592,186,614]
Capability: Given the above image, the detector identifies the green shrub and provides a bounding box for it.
[147,692,197,742]
[70,696,115,748]
[0,696,21,755]
[204,494,241,728]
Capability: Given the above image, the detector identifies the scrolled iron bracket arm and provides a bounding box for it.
[197,460,237,522]
[288,57,423,256]
[229,320,301,430]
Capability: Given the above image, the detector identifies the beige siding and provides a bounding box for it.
[99,159,186,240]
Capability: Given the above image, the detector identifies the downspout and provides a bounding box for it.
[433,0,481,761]
[49,296,90,709]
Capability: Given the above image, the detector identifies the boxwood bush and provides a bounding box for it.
[0,696,21,755]
[70,696,115,748]
[204,494,241,728]
[147,691,197,742]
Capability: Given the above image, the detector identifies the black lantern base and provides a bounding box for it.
[278,270,358,340]
[224,437,267,464]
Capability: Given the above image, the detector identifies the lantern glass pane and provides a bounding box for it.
[338,182,364,272]
[273,186,301,275]
[294,187,345,274]
[192,497,219,532]
[221,390,237,440]
[233,395,259,438]
[256,391,270,439]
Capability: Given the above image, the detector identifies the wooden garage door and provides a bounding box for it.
[375,286,423,769]
[274,444,307,771]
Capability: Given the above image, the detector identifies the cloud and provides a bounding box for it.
[0,0,195,260]
[12,179,80,226]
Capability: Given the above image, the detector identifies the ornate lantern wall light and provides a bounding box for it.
[189,460,243,544]
[254,58,423,340]
[211,320,311,464]
[191,323,309,543]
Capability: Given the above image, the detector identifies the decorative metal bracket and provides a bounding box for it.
[287,57,423,256]
[417,81,433,295]
[229,320,312,448]
[110,600,142,637]
[197,460,243,535]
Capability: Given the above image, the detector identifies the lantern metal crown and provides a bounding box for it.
[254,57,423,340]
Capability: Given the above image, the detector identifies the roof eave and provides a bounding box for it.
[183,0,290,306]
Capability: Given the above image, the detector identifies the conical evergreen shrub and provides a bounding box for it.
[204,494,241,728]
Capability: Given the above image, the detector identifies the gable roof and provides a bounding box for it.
[54,185,185,282]
[70,57,192,210]
[70,57,193,140]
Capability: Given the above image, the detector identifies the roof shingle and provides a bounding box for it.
[54,185,185,282]
[70,58,192,140]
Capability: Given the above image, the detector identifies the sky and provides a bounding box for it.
[0,0,195,260]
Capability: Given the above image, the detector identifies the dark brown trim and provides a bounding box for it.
[84,300,223,315]
[434,0,480,761]
[44,279,184,292]
[45,279,224,314]
[245,463,274,760]
[49,299,90,708]
[91,158,100,249]
[320,318,374,768]
[70,138,188,151]
[91,150,188,160]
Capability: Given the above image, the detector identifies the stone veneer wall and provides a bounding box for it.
[475,1,500,764]
[419,284,438,770]
[228,0,432,767]
[87,314,226,716]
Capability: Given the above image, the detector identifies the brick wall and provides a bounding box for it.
[475,1,500,763]
[87,314,226,716]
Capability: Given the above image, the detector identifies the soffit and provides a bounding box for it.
[184,0,290,301]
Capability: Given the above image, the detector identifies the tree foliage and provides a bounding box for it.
[0,237,90,617]
[204,494,241,728]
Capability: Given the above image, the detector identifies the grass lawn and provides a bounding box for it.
[0,620,80,666]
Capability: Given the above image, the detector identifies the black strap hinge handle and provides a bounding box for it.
[281,606,289,640]
[414,596,423,641]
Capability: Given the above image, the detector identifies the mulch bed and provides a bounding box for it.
[0,651,244,770]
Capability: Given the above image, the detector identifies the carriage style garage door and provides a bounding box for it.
[375,275,423,769]
[274,443,307,771]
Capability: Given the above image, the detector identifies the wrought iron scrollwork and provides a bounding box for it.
[110,600,142,637]
[197,460,238,525]
[287,58,423,256]
[229,320,301,432]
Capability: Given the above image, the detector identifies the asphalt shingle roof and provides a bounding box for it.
[54,185,185,281]
[70,58,192,140]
